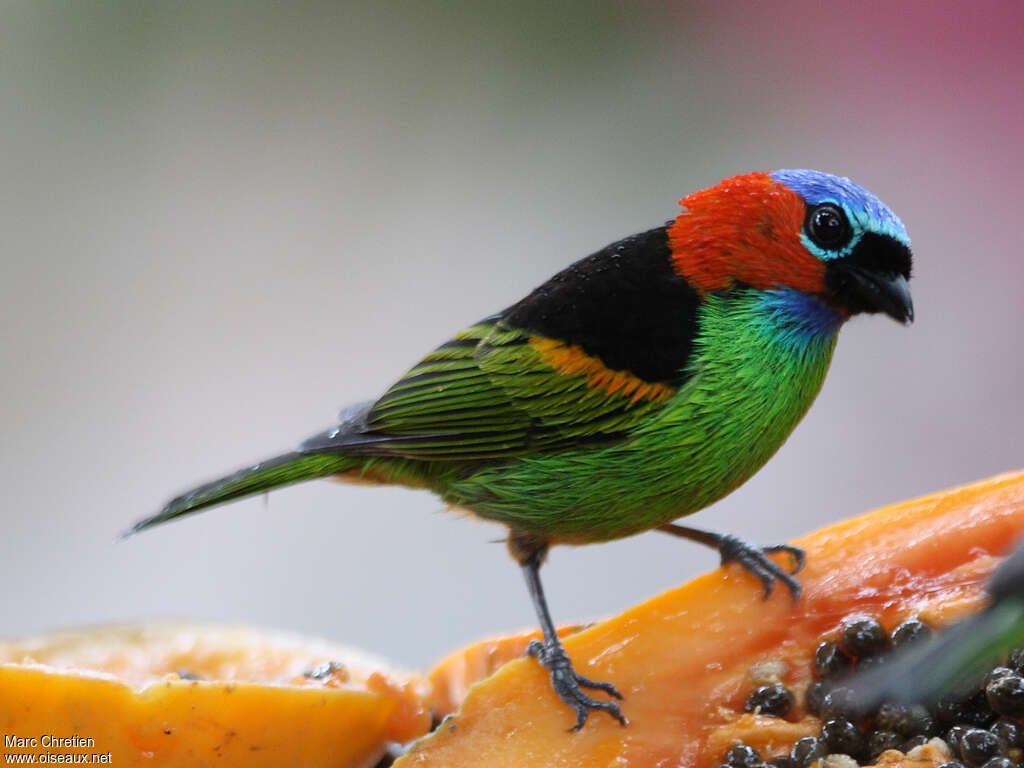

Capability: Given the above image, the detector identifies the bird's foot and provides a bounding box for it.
[526,638,627,731]
[714,533,805,600]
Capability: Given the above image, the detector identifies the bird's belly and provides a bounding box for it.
[444,317,837,544]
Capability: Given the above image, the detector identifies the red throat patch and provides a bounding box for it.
[667,172,826,295]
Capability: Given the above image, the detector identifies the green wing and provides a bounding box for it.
[301,316,679,461]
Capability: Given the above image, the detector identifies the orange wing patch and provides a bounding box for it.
[530,337,676,404]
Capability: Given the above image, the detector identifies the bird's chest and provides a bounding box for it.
[632,291,840,510]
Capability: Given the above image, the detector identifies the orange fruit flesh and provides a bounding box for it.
[404,469,1024,768]
[0,622,431,767]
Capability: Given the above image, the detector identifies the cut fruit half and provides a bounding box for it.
[403,469,1024,768]
[0,621,431,767]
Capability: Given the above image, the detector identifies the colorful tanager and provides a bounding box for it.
[131,169,914,729]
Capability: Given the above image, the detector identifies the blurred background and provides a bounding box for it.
[1,0,1022,669]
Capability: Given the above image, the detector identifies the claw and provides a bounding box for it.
[527,638,628,730]
[657,524,805,602]
[717,534,804,601]
[764,543,806,574]
[573,672,624,699]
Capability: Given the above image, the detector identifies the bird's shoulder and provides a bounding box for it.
[502,223,700,386]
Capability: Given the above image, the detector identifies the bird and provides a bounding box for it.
[129,169,914,730]
[847,537,1024,712]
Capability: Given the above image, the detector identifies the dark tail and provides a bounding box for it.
[126,452,357,536]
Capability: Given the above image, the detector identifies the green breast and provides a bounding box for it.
[442,289,841,542]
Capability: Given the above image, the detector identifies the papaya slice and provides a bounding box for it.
[428,624,585,717]
[0,621,431,767]
[403,468,1024,768]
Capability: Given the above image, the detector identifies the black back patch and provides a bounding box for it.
[501,226,700,385]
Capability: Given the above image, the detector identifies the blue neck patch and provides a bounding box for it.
[755,288,843,346]
[770,169,910,259]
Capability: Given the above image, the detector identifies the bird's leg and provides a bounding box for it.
[508,531,627,731]
[657,523,805,599]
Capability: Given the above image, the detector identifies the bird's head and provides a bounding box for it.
[668,169,913,324]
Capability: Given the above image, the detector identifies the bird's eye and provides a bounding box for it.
[805,203,851,250]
